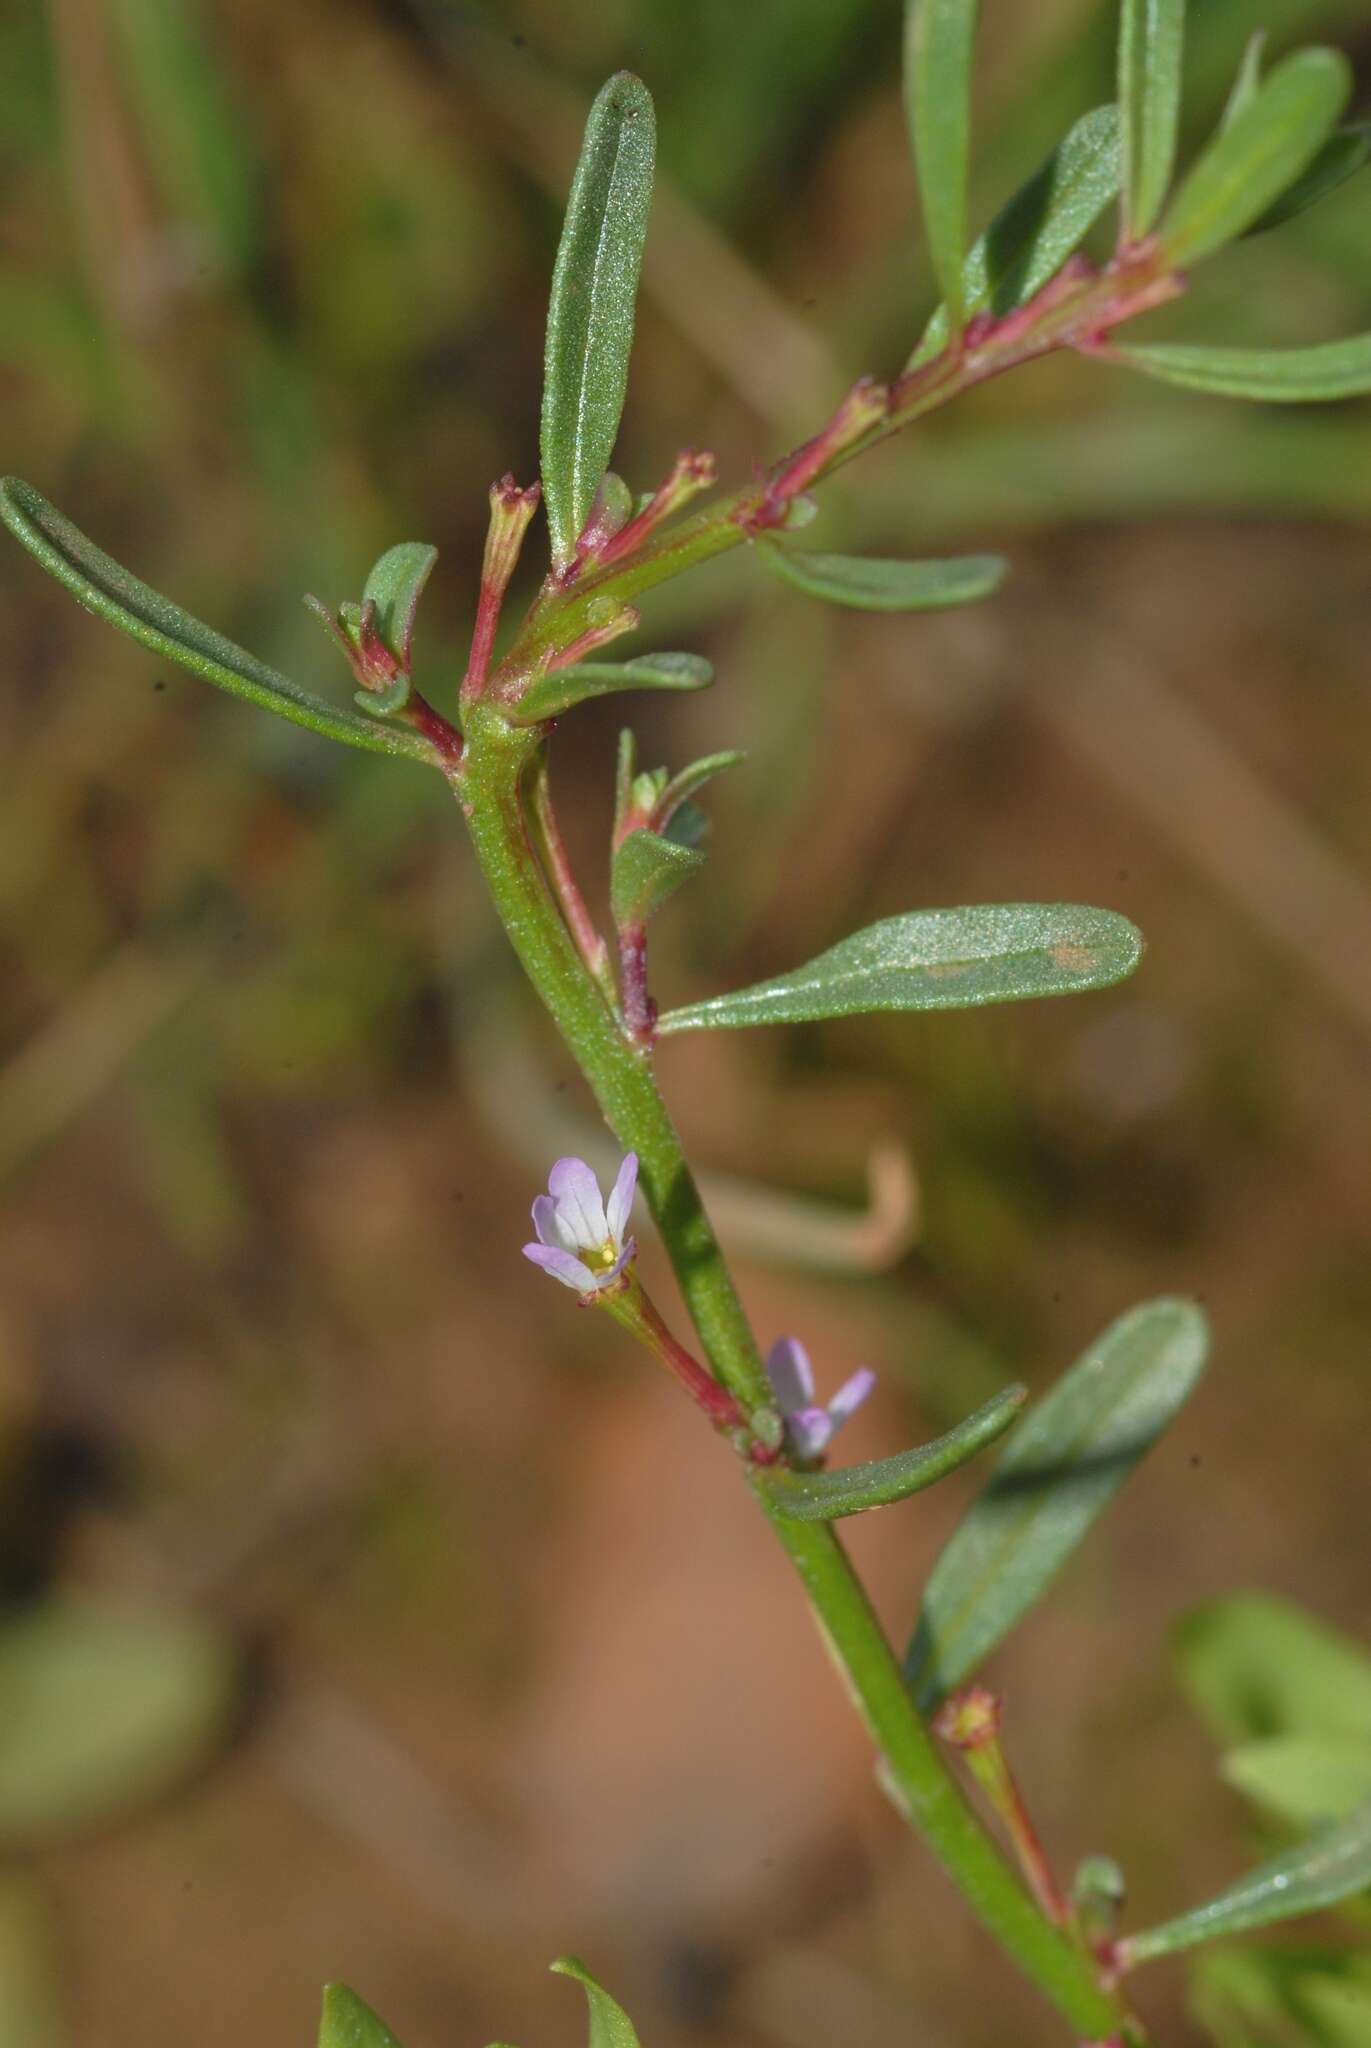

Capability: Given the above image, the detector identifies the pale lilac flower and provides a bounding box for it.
[523,1153,638,1294]
[765,1335,876,1462]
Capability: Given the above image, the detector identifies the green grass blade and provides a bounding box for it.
[550,1957,642,2048]
[1119,0,1186,239]
[0,479,437,763]
[1158,47,1351,268]
[541,74,656,566]
[1108,334,1371,402]
[910,105,1121,368]
[1120,1799,1371,1966]
[512,651,712,724]
[905,1299,1209,1711]
[319,1985,404,2048]
[904,0,980,337]
[759,1386,1026,1522]
[757,544,1005,611]
[656,903,1143,1035]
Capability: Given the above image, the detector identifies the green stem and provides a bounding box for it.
[455,713,1128,2042]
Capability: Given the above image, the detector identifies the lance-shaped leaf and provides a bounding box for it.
[551,1957,642,2048]
[904,0,980,336]
[656,903,1143,1036]
[1119,0,1186,240]
[363,541,436,669]
[611,828,705,927]
[1222,1734,1371,1828]
[0,479,437,763]
[319,1984,404,2048]
[1176,1593,1371,1749]
[757,543,1005,613]
[1248,124,1371,234]
[905,1298,1208,1711]
[1220,32,1266,132]
[758,1385,1026,1522]
[541,73,656,566]
[1107,334,1371,404]
[655,749,744,826]
[1119,1799,1371,1967]
[513,651,713,725]
[1158,48,1351,268]
[910,105,1121,369]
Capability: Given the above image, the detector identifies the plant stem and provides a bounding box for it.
[455,713,1129,2042]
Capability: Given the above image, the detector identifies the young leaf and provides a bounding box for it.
[362,541,437,666]
[757,543,1006,612]
[541,73,656,566]
[904,1298,1209,1711]
[1220,32,1266,132]
[1107,334,1371,404]
[550,1956,642,2048]
[611,828,705,927]
[1119,1798,1371,1966]
[1222,1734,1371,1828]
[1175,1593,1371,1750]
[655,749,744,830]
[1118,0,1186,240]
[1158,48,1351,268]
[512,651,713,724]
[1248,125,1371,234]
[910,105,1121,368]
[904,0,980,336]
[655,903,1143,1036]
[758,1385,1026,1522]
[0,479,438,763]
[319,1984,404,2048]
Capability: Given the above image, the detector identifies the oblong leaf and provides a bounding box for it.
[1248,124,1370,234]
[611,827,705,927]
[541,73,656,565]
[904,1298,1209,1711]
[363,540,436,663]
[910,105,1121,368]
[1108,334,1371,404]
[1175,1593,1371,1750]
[1119,0,1186,239]
[512,650,712,724]
[551,1957,642,2048]
[656,903,1143,1035]
[0,478,436,762]
[1120,1798,1371,1966]
[319,1984,404,2048]
[758,543,1006,612]
[759,1385,1026,1522]
[1222,1734,1371,1828]
[0,1597,237,1847]
[904,0,980,335]
[1158,48,1351,268]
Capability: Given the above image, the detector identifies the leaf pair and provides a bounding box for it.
[319,1957,641,2048]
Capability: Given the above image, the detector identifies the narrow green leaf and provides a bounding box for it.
[1223,1734,1371,1828]
[1175,1593,1371,1750]
[1121,1799,1371,1966]
[0,479,437,763]
[362,541,436,664]
[319,1984,404,2048]
[1220,33,1266,132]
[1158,48,1352,268]
[759,1385,1026,1522]
[1108,334,1371,404]
[0,1597,237,1848]
[1119,0,1186,239]
[910,105,1121,369]
[541,73,656,565]
[1248,125,1371,234]
[905,1298,1208,1711]
[611,828,705,927]
[656,903,1143,1036]
[512,651,713,725]
[757,543,1005,612]
[550,1957,642,2048]
[904,0,980,336]
[655,749,745,829]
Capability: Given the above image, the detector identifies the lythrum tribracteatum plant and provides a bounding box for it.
[5,5,1371,2043]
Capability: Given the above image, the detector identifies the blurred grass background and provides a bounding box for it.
[2,1,1371,2043]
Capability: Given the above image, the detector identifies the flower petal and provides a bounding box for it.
[785,1405,834,1461]
[523,1242,598,1292]
[531,1193,562,1247]
[827,1367,877,1430]
[605,1151,639,1248]
[547,1155,608,1248]
[765,1335,815,1413]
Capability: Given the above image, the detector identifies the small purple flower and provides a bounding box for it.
[523,1153,638,1295]
[765,1335,876,1463]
